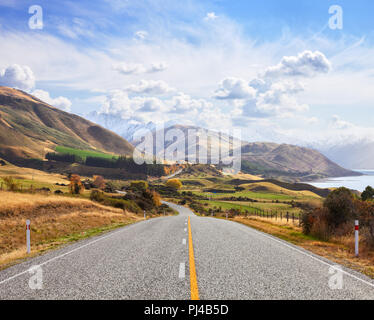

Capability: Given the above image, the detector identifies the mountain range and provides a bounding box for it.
[0,87,360,181]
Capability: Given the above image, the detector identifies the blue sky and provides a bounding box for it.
[0,0,374,146]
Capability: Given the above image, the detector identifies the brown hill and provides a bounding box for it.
[0,87,134,161]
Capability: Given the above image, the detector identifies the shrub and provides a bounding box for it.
[2,176,19,192]
[92,175,106,190]
[69,174,84,194]
[362,186,374,201]
[90,190,106,202]
[129,181,149,192]
[166,179,182,190]
[324,187,355,228]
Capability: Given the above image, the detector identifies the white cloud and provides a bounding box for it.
[214,78,256,100]
[148,62,168,73]
[135,30,148,40]
[0,64,35,91]
[113,62,168,75]
[204,12,218,21]
[330,115,353,130]
[264,50,331,78]
[32,89,72,112]
[113,63,146,75]
[125,80,175,95]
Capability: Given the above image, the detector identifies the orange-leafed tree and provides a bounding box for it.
[151,190,162,207]
[69,174,84,194]
[93,175,106,190]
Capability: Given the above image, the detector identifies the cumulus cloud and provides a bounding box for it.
[214,78,256,100]
[169,92,212,113]
[0,64,35,91]
[125,80,175,95]
[32,89,72,112]
[113,62,168,75]
[264,50,331,78]
[214,51,331,119]
[204,12,218,21]
[113,63,146,75]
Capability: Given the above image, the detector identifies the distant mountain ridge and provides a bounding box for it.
[0,87,134,162]
[128,124,358,181]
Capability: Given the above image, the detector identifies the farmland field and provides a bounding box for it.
[55,146,117,160]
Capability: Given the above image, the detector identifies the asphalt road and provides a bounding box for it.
[1,202,374,300]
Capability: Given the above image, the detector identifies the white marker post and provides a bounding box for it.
[26,219,31,254]
[144,210,146,219]
[355,220,359,257]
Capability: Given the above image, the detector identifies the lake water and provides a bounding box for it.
[308,170,374,192]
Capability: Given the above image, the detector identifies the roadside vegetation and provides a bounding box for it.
[0,160,175,269]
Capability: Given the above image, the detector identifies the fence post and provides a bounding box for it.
[144,210,146,219]
[355,220,359,257]
[286,212,289,223]
[226,211,228,219]
[292,212,295,224]
[26,220,31,254]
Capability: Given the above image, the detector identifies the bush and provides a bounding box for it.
[2,176,19,191]
[324,187,355,228]
[129,181,149,192]
[90,190,106,202]
[300,207,331,240]
[362,186,374,201]
[69,174,84,194]
[166,179,182,190]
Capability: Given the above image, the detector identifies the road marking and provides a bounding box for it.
[184,228,187,232]
[182,238,186,245]
[0,222,138,285]
[179,263,185,279]
[188,217,199,300]
[237,221,374,289]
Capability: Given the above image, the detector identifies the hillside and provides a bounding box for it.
[0,87,134,162]
[240,142,357,180]
[131,124,358,181]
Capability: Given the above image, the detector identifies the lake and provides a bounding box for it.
[308,170,374,192]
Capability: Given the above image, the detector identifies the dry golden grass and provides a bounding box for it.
[0,162,67,185]
[0,191,141,269]
[234,216,374,278]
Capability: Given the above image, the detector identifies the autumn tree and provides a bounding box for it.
[69,174,84,194]
[166,179,182,190]
[92,175,106,190]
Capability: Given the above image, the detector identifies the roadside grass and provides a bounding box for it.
[55,146,117,160]
[0,191,141,269]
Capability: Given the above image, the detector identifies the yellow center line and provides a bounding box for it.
[188,216,200,300]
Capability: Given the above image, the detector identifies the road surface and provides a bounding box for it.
[1,202,374,299]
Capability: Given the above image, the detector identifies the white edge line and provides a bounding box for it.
[243,222,374,289]
[182,238,186,245]
[0,223,136,285]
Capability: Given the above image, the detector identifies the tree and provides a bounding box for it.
[362,186,374,201]
[69,174,84,194]
[2,176,19,191]
[92,175,106,190]
[324,187,355,228]
[166,179,182,190]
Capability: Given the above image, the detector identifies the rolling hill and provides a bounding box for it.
[0,87,134,162]
[131,124,358,181]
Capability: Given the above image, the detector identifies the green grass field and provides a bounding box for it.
[55,146,117,160]
[193,190,295,201]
